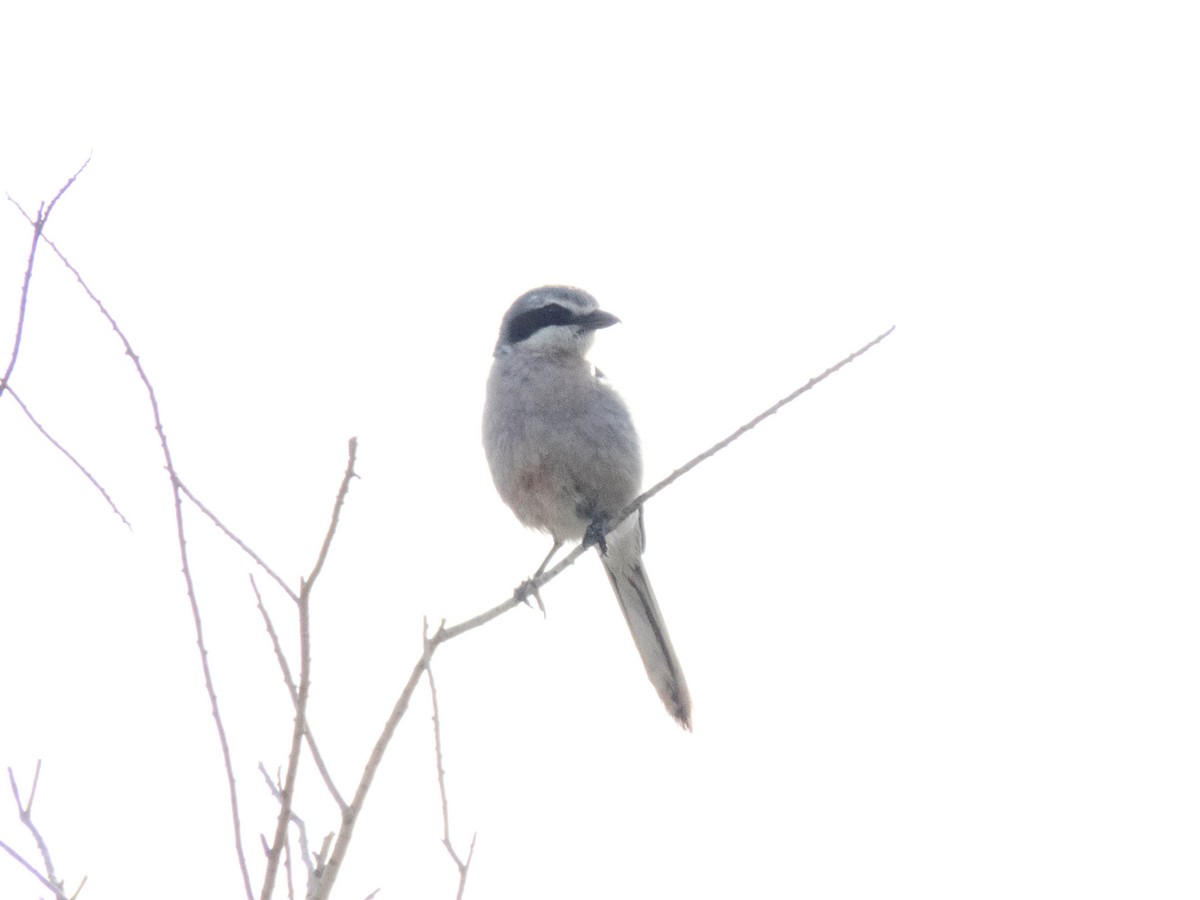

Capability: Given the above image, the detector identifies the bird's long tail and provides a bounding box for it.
[600,512,692,730]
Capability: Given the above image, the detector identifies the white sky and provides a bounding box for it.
[2,2,1198,898]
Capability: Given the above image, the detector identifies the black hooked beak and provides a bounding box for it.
[577,309,621,332]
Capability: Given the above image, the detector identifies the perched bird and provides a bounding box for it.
[483,286,692,729]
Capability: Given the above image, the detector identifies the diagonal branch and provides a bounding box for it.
[180,482,299,602]
[619,324,896,516]
[251,575,347,811]
[1,158,89,400]
[0,838,69,900]
[442,323,897,642]
[311,623,438,900]
[311,325,895,899]
[4,385,131,527]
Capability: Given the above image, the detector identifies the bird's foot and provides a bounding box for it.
[514,578,547,617]
[584,519,609,556]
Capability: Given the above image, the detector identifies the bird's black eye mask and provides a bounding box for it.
[504,303,576,344]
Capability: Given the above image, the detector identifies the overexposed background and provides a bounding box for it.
[2,2,1198,898]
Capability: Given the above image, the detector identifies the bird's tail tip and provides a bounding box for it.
[668,687,693,731]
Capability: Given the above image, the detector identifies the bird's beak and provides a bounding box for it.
[578,309,621,331]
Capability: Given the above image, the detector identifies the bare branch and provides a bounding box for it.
[260,439,359,900]
[12,184,892,899]
[314,832,334,883]
[253,574,298,695]
[1,158,89,401]
[295,827,316,880]
[439,326,898,643]
[181,483,299,602]
[4,385,131,527]
[623,324,896,515]
[296,828,317,885]
[15,165,892,900]
[9,222,256,900]
[304,437,359,593]
[311,326,894,899]
[251,575,347,810]
[0,838,68,900]
[257,762,313,900]
[257,764,319,885]
[429,665,476,899]
[311,624,439,900]
[258,583,311,900]
[5,763,70,900]
[283,836,295,900]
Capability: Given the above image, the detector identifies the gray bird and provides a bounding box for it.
[483,285,692,729]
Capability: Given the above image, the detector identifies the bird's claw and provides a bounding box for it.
[515,579,547,617]
[584,519,609,556]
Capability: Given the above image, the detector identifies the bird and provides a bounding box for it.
[483,285,692,729]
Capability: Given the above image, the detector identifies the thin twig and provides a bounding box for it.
[258,580,310,900]
[0,838,67,900]
[311,626,439,900]
[313,832,334,893]
[626,325,897,515]
[9,764,54,885]
[311,326,894,900]
[428,666,456,859]
[260,440,359,900]
[9,216,256,900]
[257,764,317,874]
[442,325,898,640]
[304,438,359,592]
[5,763,70,900]
[4,385,131,527]
[283,834,295,900]
[181,482,299,602]
[1,158,89,400]
[251,575,347,811]
[429,665,476,899]
[295,822,316,879]
[257,763,311,900]
[252,573,297,689]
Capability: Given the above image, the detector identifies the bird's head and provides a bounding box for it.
[495,285,620,357]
